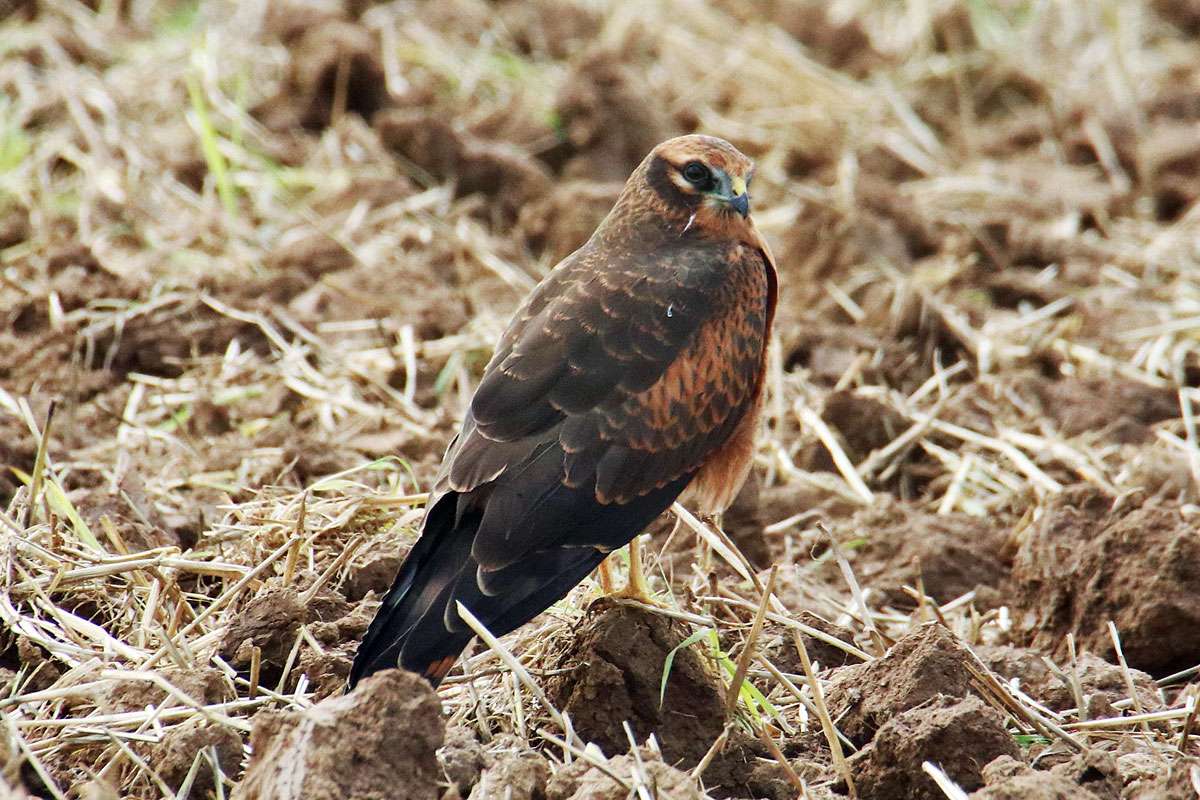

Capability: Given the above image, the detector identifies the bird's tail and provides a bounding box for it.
[348,492,611,691]
[348,495,477,689]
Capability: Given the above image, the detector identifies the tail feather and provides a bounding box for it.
[348,469,691,691]
[347,494,608,689]
[348,495,474,688]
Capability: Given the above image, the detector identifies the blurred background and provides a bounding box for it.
[1,1,1199,797]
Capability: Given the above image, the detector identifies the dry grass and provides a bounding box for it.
[2,0,1199,797]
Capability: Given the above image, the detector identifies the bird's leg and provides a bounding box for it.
[595,556,617,594]
[626,535,650,599]
[609,535,657,604]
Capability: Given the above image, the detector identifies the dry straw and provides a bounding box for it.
[2,0,1199,796]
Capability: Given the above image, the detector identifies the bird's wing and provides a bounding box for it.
[348,235,775,687]
[445,236,776,571]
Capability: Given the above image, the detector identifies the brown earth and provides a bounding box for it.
[825,625,979,745]
[976,645,1164,715]
[3,0,1200,798]
[836,499,1012,608]
[973,757,1106,800]
[100,666,235,715]
[851,694,1021,799]
[545,598,726,770]
[234,669,444,800]
[218,577,369,698]
[762,610,858,674]
[439,727,491,797]
[546,748,706,800]
[149,720,244,798]
[1122,758,1200,799]
[1012,486,1200,677]
[469,747,551,800]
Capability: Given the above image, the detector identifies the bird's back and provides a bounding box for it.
[349,134,777,689]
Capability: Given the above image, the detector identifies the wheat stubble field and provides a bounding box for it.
[1,0,1199,798]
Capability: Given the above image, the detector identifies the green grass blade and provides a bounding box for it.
[660,628,711,708]
[11,467,103,552]
[42,477,103,551]
[186,73,237,217]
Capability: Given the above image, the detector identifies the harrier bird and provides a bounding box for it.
[350,135,777,688]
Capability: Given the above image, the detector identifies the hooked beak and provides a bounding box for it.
[728,174,750,218]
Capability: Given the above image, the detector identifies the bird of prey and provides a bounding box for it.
[349,134,777,689]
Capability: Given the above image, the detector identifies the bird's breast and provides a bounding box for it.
[679,391,764,515]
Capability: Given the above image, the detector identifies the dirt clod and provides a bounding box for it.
[1047,750,1122,800]
[774,1,885,75]
[545,598,724,768]
[1013,487,1200,676]
[499,0,602,60]
[344,552,405,602]
[258,20,388,130]
[973,770,1104,800]
[234,669,443,800]
[467,749,549,800]
[219,585,307,673]
[825,624,977,744]
[439,727,489,796]
[981,754,1032,783]
[977,645,1161,714]
[852,694,1020,799]
[101,667,235,715]
[1015,376,1178,443]
[149,720,244,795]
[553,50,680,182]
[375,110,553,223]
[844,501,1010,607]
[973,644,1056,699]
[704,732,833,799]
[545,749,705,800]
[14,638,61,692]
[265,230,356,282]
[808,390,909,467]
[763,611,858,673]
[517,180,623,263]
[1123,757,1200,799]
[295,647,353,700]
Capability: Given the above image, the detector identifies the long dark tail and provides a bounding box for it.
[347,493,608,689]
[348,495,475,688]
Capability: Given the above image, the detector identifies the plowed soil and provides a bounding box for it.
[1,1,1198,799]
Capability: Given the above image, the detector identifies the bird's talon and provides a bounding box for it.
[606,585,666,608]
[599,536,665,606]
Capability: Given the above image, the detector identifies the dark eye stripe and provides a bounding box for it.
[647,154,704,211]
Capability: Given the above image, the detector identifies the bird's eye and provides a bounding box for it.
[681,161,712,188]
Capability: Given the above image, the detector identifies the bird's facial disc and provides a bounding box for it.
[670,160,751,218]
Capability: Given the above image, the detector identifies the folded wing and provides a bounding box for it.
[348,236,774,687]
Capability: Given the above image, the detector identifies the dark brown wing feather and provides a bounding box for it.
[349,231,775,688]
[458,236,771,563]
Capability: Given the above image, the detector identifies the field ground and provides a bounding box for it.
[2,0,1200,798]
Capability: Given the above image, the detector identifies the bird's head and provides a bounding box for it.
[633,135,757,238]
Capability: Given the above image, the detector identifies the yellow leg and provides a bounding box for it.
[596,556,616,594]
[609,536,656,604]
